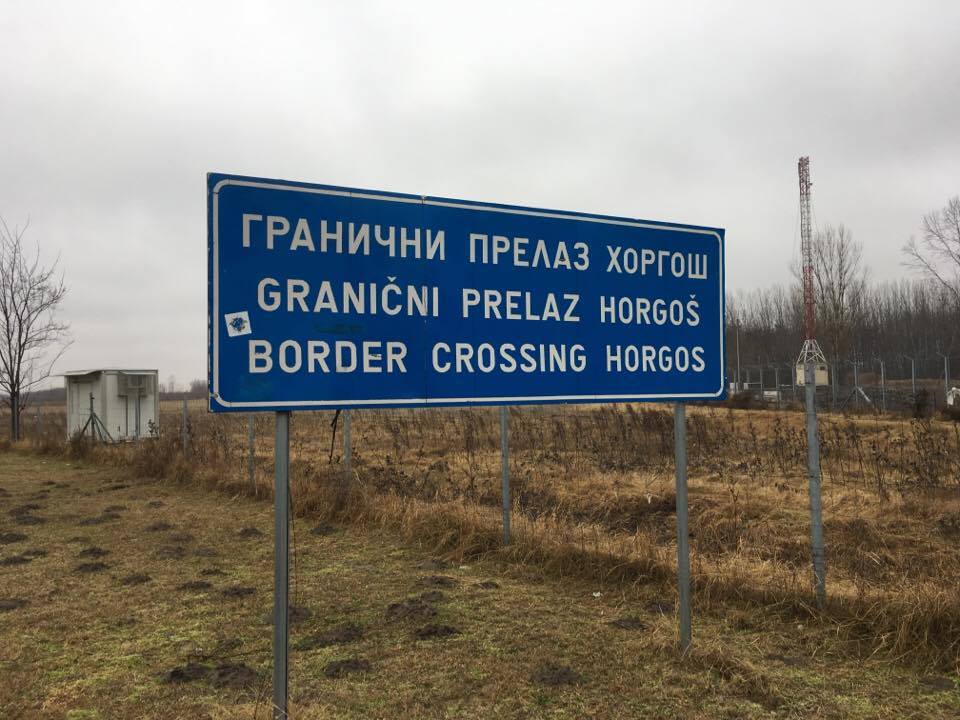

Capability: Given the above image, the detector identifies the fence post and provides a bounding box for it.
[674,403,692,651]
[248,414,256,493]
[774,366,781,409]
[343,409,351,487]
[946,355,951,400]
[181,398,188,455]
[880,360,886,413]
[830,363,837,410]
[910,357,916,398]
[805,360,827,608]
[500,406,511,546]
[135,394,141,445]
[273,411,290,719]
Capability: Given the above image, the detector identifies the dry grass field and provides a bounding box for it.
[2,402,960,717]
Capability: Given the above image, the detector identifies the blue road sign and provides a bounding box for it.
[207,173,725,411]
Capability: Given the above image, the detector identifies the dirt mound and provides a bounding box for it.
[0,532,27,544]
[1,555,31,566]
[22,548,46,559]
[323,658,371,678]
[79,547,109,558]
[414,623,460,640]
[211,663,258,689]
[168,532,195,544]
[200,567,226,577]
[146,521,173,532]
[419,590,446,603]
[166,663,209,683]
[310,523,336,536]
[121,573,152,586]
[385,598,437,622]
[103,505,127,513]
[194,547,218,557]
[0,598,28,612]
[177,580,213,592]
[146,500,165,508]
[78,513,120,526]
[221,586,256,599]
[9,503,43,516]
[608,616,646,631]
[238,527,264,539]
[75,562,109,573]
[13,514,44,526]
[532,663,584,687]
[155,545,187,560]
[476,580,500,590]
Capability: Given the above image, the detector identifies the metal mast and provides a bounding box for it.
[796,157,827,370]
[799,157,815,340]
[796,155,827,608]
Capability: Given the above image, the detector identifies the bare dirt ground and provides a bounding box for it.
[1,451,958,718]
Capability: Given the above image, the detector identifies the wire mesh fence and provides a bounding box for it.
[4,396,960,665]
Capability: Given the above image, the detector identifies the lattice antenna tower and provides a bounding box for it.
[796,156,827,370]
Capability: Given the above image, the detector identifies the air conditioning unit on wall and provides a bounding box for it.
[117,374,155,397]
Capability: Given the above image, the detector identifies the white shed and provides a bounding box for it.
[64,369,159,442]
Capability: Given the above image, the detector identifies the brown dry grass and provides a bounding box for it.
[1,451,959,718]
[10,403,960,675]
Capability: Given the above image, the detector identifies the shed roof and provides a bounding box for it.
[62,368,158,377]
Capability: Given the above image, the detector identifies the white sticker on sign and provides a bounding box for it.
[224,311,252,337]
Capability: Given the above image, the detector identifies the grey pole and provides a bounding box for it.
[737,322,743,392]
[804,361,826,607]
[273,412,290,719]
[853,362,860,410]
[248,414,256,493]
[911,357,916,398]
[674,403,692,651]
[343,409,351,486]
[880,360,886,413]
[135,394,141,444]
[181,398,188,454]
[946,355,951,399]
[774,366,781,409]
[500,406,511,545]
[831,363,837,410]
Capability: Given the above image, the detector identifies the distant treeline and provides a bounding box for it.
[728,277,959,378]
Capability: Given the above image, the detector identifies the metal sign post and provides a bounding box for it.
[805,360,826,607]
[273,412,290,719]
[343,409,351,484]
[674,403,692,651]
[181,398,189,454]
[248,414,256,492]
[500,406,510,545]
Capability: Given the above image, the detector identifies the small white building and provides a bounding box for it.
[64,369,159,441]
[947,387,960,407]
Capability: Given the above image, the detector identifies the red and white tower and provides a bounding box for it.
[796,156,827,383]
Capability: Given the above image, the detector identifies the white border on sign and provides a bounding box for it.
[211,178,725,408]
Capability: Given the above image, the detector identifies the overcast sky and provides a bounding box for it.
[1,1,958,388]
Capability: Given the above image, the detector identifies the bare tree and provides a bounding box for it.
[903,196,960,306]
[0,218,70,440]
[812,224,868,360]
[790,223,868,360]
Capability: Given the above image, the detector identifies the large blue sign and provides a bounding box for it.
[207,173,725,411]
